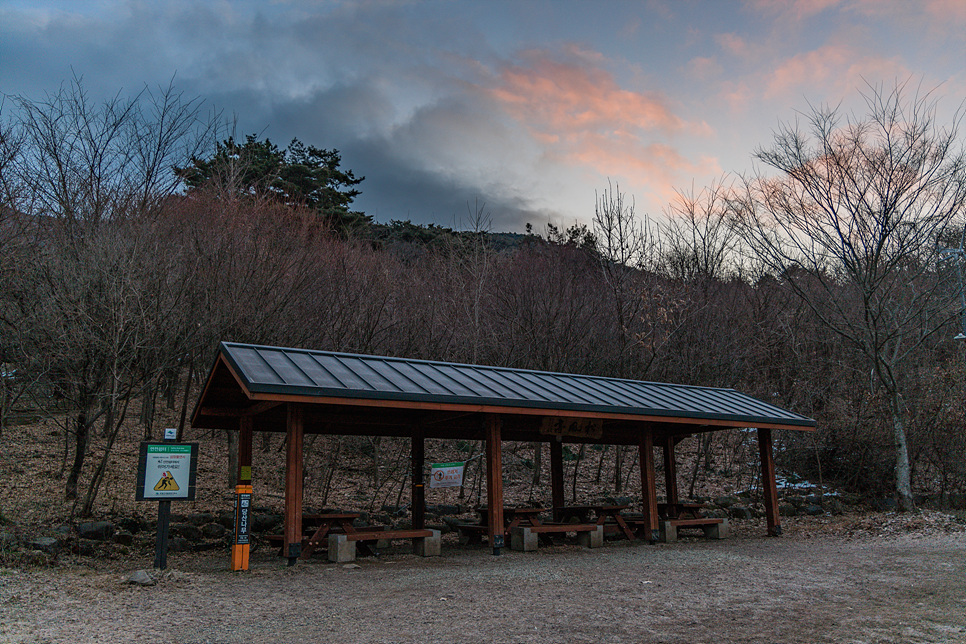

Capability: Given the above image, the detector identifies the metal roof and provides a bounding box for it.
[213,342,815,429]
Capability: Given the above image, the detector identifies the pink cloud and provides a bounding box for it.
[749,0,966,32]
[847,0,966,23]
[478,49,719,212]
[569,134,717,181]
[764,44,908,100]
[718,80,755,112]
[488,52,689,136]
[922,0,966,21]
[687,56,723,82]
[715,33,750,58]
[742,0,844,21]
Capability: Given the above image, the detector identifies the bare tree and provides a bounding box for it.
[659,177,743,282]
[732,80,966,511]
[1,77,216,507]
[0,112,39,435]
[593,180,654,378]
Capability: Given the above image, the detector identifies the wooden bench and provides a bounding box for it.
[524,522,599,535]
[456,507,547,545]
[344,529,432,542]
[457,521,557,546]
[456,523,489,545]
[328,528,440,562]
[660,517,728,542]
[658,502,708,520]
[510,523,602,551]
[265,525,390,557]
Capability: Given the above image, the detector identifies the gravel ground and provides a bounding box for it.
[2,526,965,644]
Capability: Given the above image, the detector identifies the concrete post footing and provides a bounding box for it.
[328,534,356,562]
[414,530,442,557]
[576,525,604,548]
[510,527,538,552]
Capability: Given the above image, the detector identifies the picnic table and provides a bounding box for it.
[300,513,364,559]
[457,506,603,551]
[657,502,707,520]
[457,506,545,544]
[556,504,636,541]
[266,512,437,560]
[265,512,363,557]
[652,502,728,542]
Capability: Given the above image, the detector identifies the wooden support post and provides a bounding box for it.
[412,425,425,531]
[662,434,679,506]
[639,429,659,543]
[549,438,565,522]
[238,415,253,485]
[284,404,304,565]
[484,414,504,554]
[230,416,255,572]
[758,428,782,536]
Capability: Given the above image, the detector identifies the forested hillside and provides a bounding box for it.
[2,79,966,526]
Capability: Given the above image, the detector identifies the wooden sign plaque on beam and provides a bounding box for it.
[539,417,603,440]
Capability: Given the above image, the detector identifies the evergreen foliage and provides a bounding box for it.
[176,134,369,235]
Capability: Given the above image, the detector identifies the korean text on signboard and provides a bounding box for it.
[538,417,603,440]
[136,442,198,501]
[430,462,465,488]
[234,490,252,545]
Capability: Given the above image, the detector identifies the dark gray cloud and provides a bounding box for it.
[9,1,943,232]
[342,136,556,232]
[0,1,555,231]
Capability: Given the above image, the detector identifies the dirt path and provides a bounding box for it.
[2,529,965,644]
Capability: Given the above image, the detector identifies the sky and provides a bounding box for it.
[2,0,965,232]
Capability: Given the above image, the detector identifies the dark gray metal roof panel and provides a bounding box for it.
[218,342,816,428]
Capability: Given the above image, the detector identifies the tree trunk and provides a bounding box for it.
[320,437,342,506]
[459,441,478,500]
[890,402,915,512]
[81,398,130,516]
[177,358,194,440]
[571,444,585,503]
[614,446,624,494]
[140,380,157,440]
[164,369,176,410]
[101,399,115,439]
[531,441,542,486]
[595,445,607,484]
[0,378,7,438]
[66,412,89,501]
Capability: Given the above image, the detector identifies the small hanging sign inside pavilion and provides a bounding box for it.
[539,417,603,440]
[430,462,465,488]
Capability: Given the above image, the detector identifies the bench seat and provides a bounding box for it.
[661,517,728,542]
[510,524,604,551]
[328,529,441,562]
[345,529,433,542]
[268,525,397,557]
[523,522,599,534]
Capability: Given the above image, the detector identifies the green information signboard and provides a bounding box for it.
[136,442,198,501]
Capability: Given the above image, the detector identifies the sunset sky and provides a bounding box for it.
[2,0,964,231]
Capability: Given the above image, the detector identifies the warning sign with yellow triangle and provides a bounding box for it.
[153,471,180,491]
[137,442,197,501]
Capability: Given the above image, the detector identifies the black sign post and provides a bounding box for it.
[154,498,172,570]
[136,430,198,571]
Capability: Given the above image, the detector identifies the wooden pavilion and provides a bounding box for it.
[191,342,816,564]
